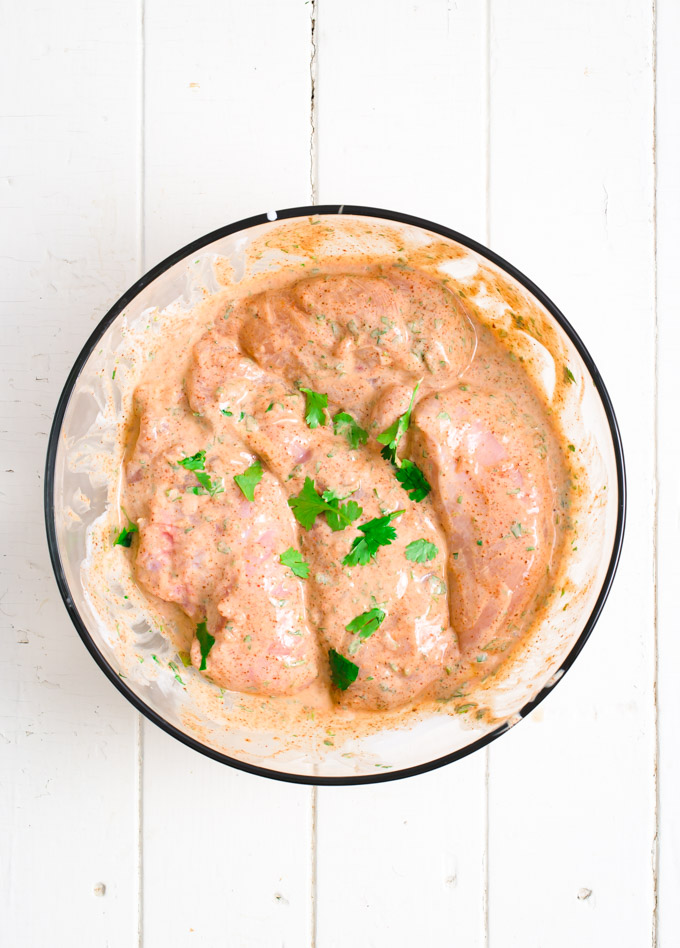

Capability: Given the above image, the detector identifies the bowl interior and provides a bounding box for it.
[46,209,624,783]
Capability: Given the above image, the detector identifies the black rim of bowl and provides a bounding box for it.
[44,204,627,786]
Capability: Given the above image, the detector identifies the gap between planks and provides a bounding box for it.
[651,0,660,944]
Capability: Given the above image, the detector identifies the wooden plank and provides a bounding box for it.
[486,2,657,945]
[655,0,680,943]
[139,2,315,945]
[316,759,487,948]
[142,0,315,267]
[0,0,141,944]
[314,0,488,241]
[314,3,488,945]
[142,732,315,947]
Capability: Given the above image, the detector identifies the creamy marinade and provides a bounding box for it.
[108,222,576,730]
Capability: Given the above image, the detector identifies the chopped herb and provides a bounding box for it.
[394,459,431,502]
[376,379,421,466]
[346,607,386,639]
[564,366,576,384]
[437,411,451,421]
[114,522,138,548]
[112,368,117,379]
[342,509,405,566]
[178,651,192,667]
[507,488,521,495]
[280,547,310,579]
[333,411,368,449]
[234,459,263,501]
[265,402,274,412]
[196,620,215,671]
[168,661,185,685]
[510,522,523,538]
[476,539,483,546]
[193,470,225,496]
[220,409,233,417]
[300,387,328,428]
[568,444,575,452]
[322,490,363,532]
[405,539,438,563]
[329,649,359,690]
[178,450,206,471]
[288,477,362,531]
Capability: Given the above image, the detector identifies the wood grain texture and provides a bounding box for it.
[486,2,657,945]
[139,2,316,946]
[0,0,673,945]
[0,1,141,944]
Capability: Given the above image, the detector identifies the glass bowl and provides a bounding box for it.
[44,205,626,784]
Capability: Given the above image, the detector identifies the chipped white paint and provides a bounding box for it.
[0,1,673,946]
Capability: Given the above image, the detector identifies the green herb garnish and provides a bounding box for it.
[333,411,368,449]
[114,522,138,547]
[346,607,385,639]
[220,409,233,417]
[321,489,363,532]
[376,379,421,466]
[510,522,523,538]
[178,651,192,667]
[564,366,576,384]
[288,477,362,531]
[178,450,207,471]
[394,458,431,502]
[342,510,405,566]
[193,470,225,496]
[329,648,359,690]
[280,547,310,579]
[196,620,215,671]
[300,387,328,428]
[234,460,263,501]
[405,539,438,563]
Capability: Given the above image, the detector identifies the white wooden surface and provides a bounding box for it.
[1,1,675,945]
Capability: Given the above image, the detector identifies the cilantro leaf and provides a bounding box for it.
[194,470,225,496]
[114,522,138,547]
[405,539,438,563]
[234,459,263,501]
[376,380,421,467]
[321,488,362,532]
[333,411,368,449]
[300,387,328,428]
[220,409,233,417]
[196,620,215,671]
[394,459,431,502]
[287,477,324,529]
[178,450,206,471]
[280,547,310,579]
[564,366,576,384]
[346,607,386,639]
[329,648,359,690]
[342,510,405,566]
[288,478,363,531]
